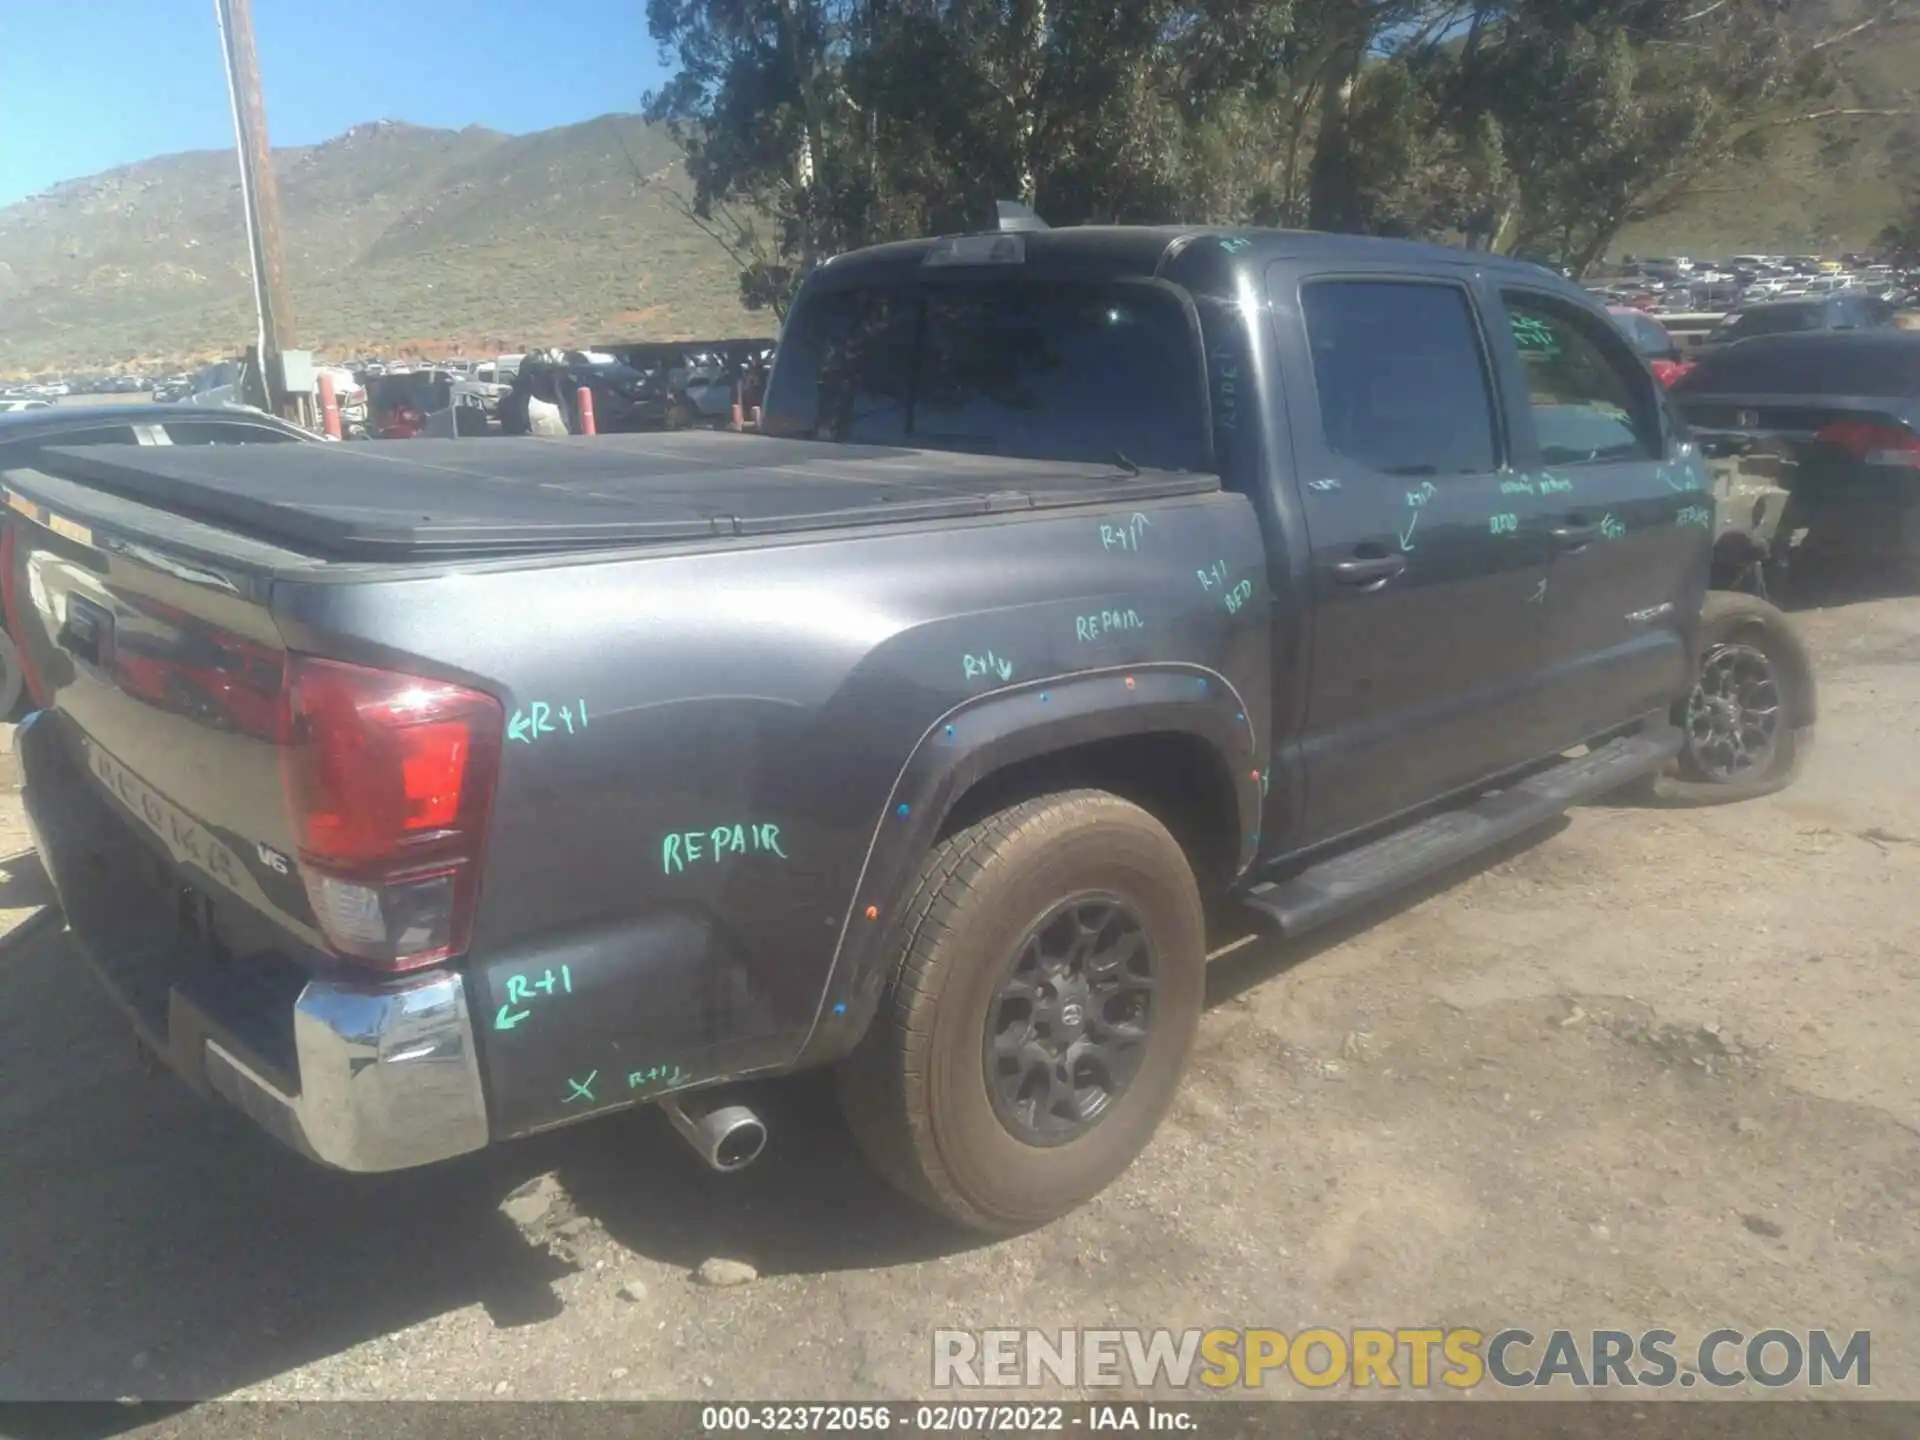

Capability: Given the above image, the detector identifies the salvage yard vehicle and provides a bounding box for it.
[591,339,780,429]
[1694,294,1897,357]
[1675,331,1920,591]
[497,351,679,435]
[2,223,1815,1234]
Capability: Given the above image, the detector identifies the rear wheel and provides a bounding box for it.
[837,791,1205,1233]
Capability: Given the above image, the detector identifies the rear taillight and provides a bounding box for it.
[278,655,502,971]
[0,520,50,708]
[1816,420,1920,469]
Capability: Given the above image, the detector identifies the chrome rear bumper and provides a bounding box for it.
[19,708,491,1173]
[202,971,490,1171]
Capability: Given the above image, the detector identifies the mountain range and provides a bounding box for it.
[0,115,760,377]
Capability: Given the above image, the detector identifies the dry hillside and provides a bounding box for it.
[0,115,759,375]
[1619,0,1917,256]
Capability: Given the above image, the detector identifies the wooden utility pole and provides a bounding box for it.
[213,0,297,416]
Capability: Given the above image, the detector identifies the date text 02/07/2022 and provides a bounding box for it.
[697,1403,1197,1433]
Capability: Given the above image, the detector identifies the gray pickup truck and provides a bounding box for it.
[3,224,1813,1233]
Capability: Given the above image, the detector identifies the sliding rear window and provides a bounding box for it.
[764,280,1210,472]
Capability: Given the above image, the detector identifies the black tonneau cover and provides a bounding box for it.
[20,431,1215,560]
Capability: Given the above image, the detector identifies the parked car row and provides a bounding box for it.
[6,336,780,450]
[1590,251,1919,319]
[492,340,777,439]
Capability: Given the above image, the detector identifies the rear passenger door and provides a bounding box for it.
[1490,286,1706,749]
[1270,266,1554,848]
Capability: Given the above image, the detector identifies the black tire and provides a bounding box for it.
[1660,591,1815,804]
[0,630,26,724]
[836,790,1206,1233]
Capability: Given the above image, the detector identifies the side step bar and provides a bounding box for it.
[1237,725,1682,940]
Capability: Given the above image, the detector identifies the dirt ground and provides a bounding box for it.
[2,587,1916,1406]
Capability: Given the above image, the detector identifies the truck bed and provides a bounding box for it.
[20,431,1213,560]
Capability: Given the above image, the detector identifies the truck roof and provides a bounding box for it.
[809,223,1570,293]
[7,429,1214,562]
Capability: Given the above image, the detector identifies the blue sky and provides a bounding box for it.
[0,2,674,205]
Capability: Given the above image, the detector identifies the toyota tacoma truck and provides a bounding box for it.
[2,223,1813,1233]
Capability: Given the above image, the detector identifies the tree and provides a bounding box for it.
[1418,0,1916,272]
[642,0,881,314]
[645,0,1304,315]
[1882,196,1920,266]
[645,0,1912,305]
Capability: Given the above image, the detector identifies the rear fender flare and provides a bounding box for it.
[794,662,1262,1066]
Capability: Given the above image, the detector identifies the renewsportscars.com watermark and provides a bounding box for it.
[933,1328,1872,1391]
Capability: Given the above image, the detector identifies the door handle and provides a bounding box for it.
[1331,553,1408,586]
[1549,520,1603,549]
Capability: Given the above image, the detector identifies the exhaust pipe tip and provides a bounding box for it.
[709,1109,768,1171]
[662,1095,768,1173]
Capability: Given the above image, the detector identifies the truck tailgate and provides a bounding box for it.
[2,475,504,1042]
[0,488,334,1091]
[3,492,301,913]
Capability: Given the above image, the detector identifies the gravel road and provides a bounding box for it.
[2,586,1916,1406]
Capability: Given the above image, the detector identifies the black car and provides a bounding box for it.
[0,404,316,715]
[1672,332,1920,579]
[1698,294,1896,355]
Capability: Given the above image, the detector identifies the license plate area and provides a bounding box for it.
[51,733,309,1080]
[84,737,264,909]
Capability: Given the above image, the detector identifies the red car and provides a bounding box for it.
[1609,306,1695,386]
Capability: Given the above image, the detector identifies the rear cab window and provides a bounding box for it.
[1297,278,1502,478]
[763,279,1210,473]
[1499,291,1661,465]
[161,421,303,446]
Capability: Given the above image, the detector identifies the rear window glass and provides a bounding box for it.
[1300,280,1501,476]
[1675,338,1920,396]
[163,422,303,445]
[764,280,1209,472]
